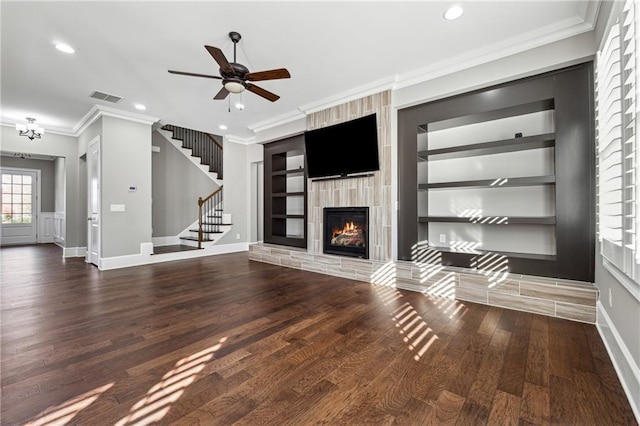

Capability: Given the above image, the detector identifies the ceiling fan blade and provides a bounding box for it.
[168,70,222,80]
[214,87,230,100]
[205,45,235,75]
[246,83,280,102]
[245,68,291,82]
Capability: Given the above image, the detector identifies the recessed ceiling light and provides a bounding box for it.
[444,5,464,20]
[219,124,228,130]
[235,102,245,111]
[55,43,75,54]
[134,103,146,111]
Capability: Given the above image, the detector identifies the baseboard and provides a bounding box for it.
[596,301,640,421]
[152,236,180,246]
[203,242,248,255]
[62,246,87,258]
[98,242,249,270]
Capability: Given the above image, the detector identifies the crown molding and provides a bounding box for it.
[395,13,595,91]
[225,134,256,145]
[73,105,159,136]
[298,75,398,115]
[248,110,306,134]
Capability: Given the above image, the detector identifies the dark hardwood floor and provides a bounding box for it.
[1,244,636,425]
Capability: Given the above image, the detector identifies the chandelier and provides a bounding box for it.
[16,117,44,140]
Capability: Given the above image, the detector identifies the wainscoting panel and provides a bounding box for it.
[39,212,54,243]
[306,91,392,261]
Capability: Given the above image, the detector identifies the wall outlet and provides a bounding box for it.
[609,288,613,308]
[236,233,240,240]
[439,234,446,243]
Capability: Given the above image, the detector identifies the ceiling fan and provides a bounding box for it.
[168,31,290,102]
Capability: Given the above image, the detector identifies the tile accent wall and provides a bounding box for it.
[249,243,598,324]
[306,91,392,261]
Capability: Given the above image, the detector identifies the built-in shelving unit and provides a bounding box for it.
[418,133,555,161]
[398,63,595,282]
[264,135,307,248]
[420,175,556,190]
[419,216,556,225]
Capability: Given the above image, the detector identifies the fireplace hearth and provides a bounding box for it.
[323,207,369,259]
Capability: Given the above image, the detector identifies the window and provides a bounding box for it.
[597,0,640,287]
[1,172,33,224]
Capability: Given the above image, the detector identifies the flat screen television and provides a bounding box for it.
[304,114,379,179]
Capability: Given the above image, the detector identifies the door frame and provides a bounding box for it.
[86,136,101,265]
[1,166,41,245]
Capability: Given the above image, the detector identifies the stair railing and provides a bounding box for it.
[162,124,224,179]
[206,133,223,180]
[197,186,224,249]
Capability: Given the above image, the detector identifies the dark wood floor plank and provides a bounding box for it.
[524,314,550,387]
[457,328,511,425]
[0,244,635,425]
[487,390,521,425]
[519,381,550,425]
[497,311,531,396]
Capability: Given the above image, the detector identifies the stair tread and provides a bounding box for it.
[189,229,224,234]
[180,236,214,242]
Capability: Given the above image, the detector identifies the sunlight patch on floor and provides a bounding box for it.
[25,382,114,426]
[115,338,226,426]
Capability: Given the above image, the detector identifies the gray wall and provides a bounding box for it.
[216,140,248,245]
[0,126,81,248]
[0,156,55,211]
[151,131,218,237]
[100,116,153,257]
[54,157,65,214]
[592,1,640,415]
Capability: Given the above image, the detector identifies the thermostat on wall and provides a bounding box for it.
[128,185,137,192]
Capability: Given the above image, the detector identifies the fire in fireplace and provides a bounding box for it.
[323,207,369,259]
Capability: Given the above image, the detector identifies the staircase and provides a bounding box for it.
[161,124,223,180]
[155,125,231,252]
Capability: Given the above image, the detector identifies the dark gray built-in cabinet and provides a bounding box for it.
[398,63,595,282]
[264,135,308,248]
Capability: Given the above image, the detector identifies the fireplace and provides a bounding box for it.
[323,207,369,259]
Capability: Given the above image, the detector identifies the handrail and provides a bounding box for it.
[197,186,224,249]
[206,133,223,150]
[161,124,223,180]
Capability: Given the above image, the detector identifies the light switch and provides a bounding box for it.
[110,204,125,212]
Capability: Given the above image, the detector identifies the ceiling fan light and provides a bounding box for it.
[224,81,245,94]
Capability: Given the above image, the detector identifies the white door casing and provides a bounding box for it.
[87,137,101,265]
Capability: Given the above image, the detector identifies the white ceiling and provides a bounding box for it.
[1,1,598,141]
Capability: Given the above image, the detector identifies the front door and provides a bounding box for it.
[87,137,101,266]
[1,168,38,245]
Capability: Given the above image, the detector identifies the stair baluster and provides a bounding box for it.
[161,124,223,180]
[197,186,224,249]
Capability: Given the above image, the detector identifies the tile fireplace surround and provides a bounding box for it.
[249,243,598,324]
